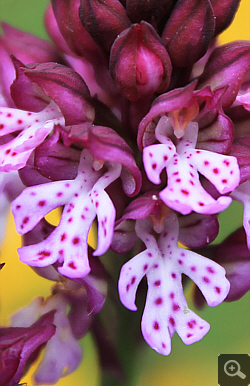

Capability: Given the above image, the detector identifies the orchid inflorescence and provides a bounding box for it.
[0,0,250,384]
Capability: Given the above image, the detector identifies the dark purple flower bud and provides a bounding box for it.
[198,41,250,110]
[110,21,172,101]
[211,0,241,36]
[23,62,95,125]
[50,0,101,60]
[10,57,50,112]
[0,311,56,386]
[161,0,215,67]
[79,0,131,53]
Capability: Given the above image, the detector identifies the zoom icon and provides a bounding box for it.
[218,354,250,386]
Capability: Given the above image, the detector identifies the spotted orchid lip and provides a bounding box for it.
[12,149,121,278]
[143,117,240,215]
[118,213,230,355]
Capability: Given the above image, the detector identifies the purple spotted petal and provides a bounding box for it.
[231,180,250,250]
[143,118,239,215]
[118,213,230,355]
[0,102,64,172]
[12,149,120,278]
[180,249,230,306]
[143,143,175,184]
[159,154,232,215]
[190,149,240,194]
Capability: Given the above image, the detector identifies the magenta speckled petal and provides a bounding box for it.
[12,149,120,278]
[0,102,64,172]
[143,118,239,215]
[118,213,229,355]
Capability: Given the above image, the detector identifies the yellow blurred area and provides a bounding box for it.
[0,0,250,385]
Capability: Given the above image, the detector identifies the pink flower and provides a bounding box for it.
[119,212,230,355]
[143,116,240,215]
[12,149,121,278]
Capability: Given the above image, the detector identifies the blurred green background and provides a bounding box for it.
[0,1,250,385]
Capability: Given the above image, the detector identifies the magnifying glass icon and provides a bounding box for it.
[224,360,246,379]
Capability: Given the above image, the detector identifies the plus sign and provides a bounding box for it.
[229,364,236,372]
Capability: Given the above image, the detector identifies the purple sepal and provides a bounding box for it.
[230,180,250,250]
[18,152,52,187]
[112,220,137,254]
[10,57,50,112]
[23,62,95,125]
[178,212,219,248]
[112,192,164,254]
[229,136,250,184]
[34,128,81,181]
[214,228,250,301]
[197,109,234,155]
